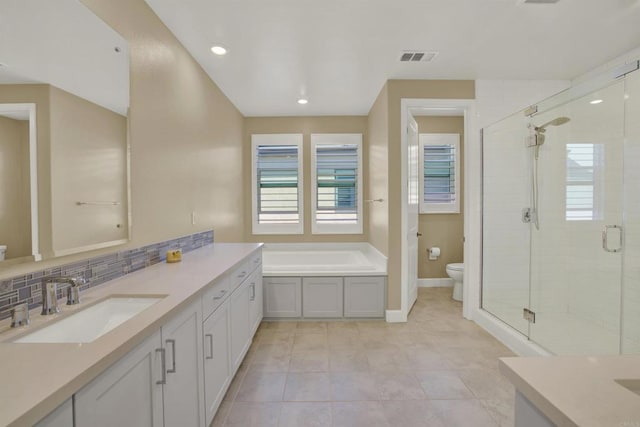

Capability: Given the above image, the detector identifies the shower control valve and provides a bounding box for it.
[522,207,536,224]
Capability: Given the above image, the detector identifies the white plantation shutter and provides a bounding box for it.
[311,134,363,234]
[419,134,460,213]
[252,134,303,234]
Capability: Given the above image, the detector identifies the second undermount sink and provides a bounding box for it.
[13,296,164,344]
[615,379,640,397]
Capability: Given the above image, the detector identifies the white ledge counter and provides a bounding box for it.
[499,355,640,427]
[0,243,262,427]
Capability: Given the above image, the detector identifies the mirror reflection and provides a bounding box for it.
[0,0,130,265]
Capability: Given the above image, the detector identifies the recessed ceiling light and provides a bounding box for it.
[297,98,308,105]
[210,46,227,56]
[590,99,603,105]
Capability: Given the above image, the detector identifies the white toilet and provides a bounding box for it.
[446,263,464,301]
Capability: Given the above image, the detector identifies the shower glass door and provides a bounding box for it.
[528,80,625,355]
[482,112,532,336]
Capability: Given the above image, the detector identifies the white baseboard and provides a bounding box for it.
[385,309,407,323]
[418,278,453,288]
[473,309,550,357]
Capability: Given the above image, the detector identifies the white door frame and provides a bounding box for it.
[0,103,40,261]
[400,98,477,321]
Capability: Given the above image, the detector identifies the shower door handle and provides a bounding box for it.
[602,225,623,253]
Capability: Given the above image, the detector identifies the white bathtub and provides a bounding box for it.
[262,243,387,277]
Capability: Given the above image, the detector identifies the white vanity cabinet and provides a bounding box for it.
[161,300,205,427]
[75,301,204,427]
[202,302,230,424]
[75,330,164,427]
[249,269,263,335]
[66,248,263,427]
[229,279,252,372]
[35,399,73,427]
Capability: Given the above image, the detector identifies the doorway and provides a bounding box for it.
[400,99,476,320]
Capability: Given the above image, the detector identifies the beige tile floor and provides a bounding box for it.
[212,287,517,427]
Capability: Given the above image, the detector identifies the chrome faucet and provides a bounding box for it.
[40,276,85,315]
[10,303,30,328]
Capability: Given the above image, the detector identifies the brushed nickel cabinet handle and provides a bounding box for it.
[156,348,166,385]
[166,339,176,374]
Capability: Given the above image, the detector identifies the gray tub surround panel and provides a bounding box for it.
[264,276,386,319]
[0,230,214,320]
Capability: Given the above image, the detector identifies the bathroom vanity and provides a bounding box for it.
[0,243,262,427]
[499,355,640,426]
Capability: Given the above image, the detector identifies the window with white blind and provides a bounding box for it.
[311,134,363,234]
[566,143,603,221]
[251,134,303,234]
[419,133,460,214]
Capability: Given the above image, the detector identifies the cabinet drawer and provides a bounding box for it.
[229,260,250,289]
[202,276,232,320]
[248,250,262,272]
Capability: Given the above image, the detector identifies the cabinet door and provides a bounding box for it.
[229,280,251,373]
[35,399,73,427]
[162,301,205,427]
[249,269,263,334]
[302,277,343,318]
[264,277,302,318]
[344,277,386,318]
[203,303,231,426]
[75,330,164,427]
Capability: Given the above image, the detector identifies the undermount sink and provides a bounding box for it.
[615,379,640,397]
[13,296,164,344]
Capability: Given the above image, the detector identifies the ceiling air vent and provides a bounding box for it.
[400,51,438,62]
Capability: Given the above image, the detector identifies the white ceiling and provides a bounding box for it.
[145,0,640,117]
[0,0,129,115]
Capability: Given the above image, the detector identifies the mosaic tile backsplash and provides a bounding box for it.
[0,230,214,320]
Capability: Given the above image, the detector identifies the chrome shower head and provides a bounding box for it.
[535,117,570,133]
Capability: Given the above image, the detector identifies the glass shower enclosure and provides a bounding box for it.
[482,64,640,355]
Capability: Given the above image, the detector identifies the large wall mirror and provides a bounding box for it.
[0,0,130,267]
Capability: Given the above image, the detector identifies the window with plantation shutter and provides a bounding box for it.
[311,134,363,234]
[251,134,303,234]
[565,143,603,221]
[419,133,460,214]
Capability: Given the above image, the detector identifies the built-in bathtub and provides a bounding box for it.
[262,243,387,276]
[261,243,387,319]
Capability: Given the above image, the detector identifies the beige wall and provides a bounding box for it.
[244,116,368,243]
[49,86,128,254]
[82,0,245,246]
[366,84,389,257]
[415,116,464,278]
[0,0,245,279]
[385,80,475,309]
[0,116,31,259]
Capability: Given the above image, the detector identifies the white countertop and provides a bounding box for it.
[0,243,262,427]
[499,355,640,427]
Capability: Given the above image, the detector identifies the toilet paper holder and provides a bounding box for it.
[428,247,440,260]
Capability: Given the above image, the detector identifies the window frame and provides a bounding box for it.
[310,133,363,234]
[419,133,461,214]
[251,134,304,235]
